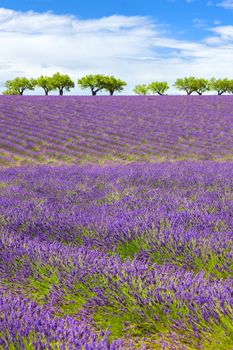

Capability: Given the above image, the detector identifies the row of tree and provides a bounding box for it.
[2,74,233,96]
[3,73,126,96]
[134,77,233,95]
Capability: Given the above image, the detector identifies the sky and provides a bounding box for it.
[0,0,233,94]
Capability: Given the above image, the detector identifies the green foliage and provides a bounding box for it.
[26,265,59,303]
[208,77,231,95]
[4,74,233,96]
[78,74,126,95]
[227,79,233,94]
[114,237,148,260]
[174,76,209,95]
[93,272,233,348]
[60,281,95,315]
[35,75,56,95]
[148,81,169,95]
[51,72,75,95]
[3,77,35,95]
[77,74,106,95]
[192,307,233,350]
[133,81,169,96]
[133,84,150,95]
[92,275,172,339]
[2,89,20,95]
[193,78,209,95]
[103,75,127,95]
[147,236,232,279]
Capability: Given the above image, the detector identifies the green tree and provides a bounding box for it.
[227,80,233,94]
[3,77,35,95]
[133,84,150,95]
[192,78,209,95]
[51,72,75,95]
[174,77,209,95]
[2,89,19,95]
[103,76,127,95]
[173,77,196,95]
[35,75,56,95]
[148,81,169,95]
[77,74,107,95]
[208,78,230,95]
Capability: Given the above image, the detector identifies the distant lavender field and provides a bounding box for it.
[0,95,233,165]
[0,97,233,349]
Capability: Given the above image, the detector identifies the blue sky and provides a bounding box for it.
[0,0,233,94]
[1,0,232,38]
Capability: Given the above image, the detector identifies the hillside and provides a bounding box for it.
[1,96,233,349]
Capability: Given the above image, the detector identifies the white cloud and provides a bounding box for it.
[0,7,233,95]
[218,0,233,9]
[209,25,233,39]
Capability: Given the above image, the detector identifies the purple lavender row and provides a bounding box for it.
[0,162,232,269]
[0,288,125,350]
[1,162,233,348]
[0,96,233,164]
[1,229,232,348]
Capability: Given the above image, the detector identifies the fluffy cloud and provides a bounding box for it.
[0,7,233,95]
[209,25,233,40]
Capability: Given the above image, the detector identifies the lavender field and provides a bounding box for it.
[0,97,233,350]
[0,96,233,165]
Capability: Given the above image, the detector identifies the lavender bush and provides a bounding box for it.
[0,162,233,349]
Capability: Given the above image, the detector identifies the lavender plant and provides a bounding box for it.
[0,162,233,349]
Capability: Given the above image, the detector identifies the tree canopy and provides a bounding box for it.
[77,74,126,95]
[3,74,233,96]
[51,72,75,95]
[148,81,169,95]
[3,77,35,95]
[174,77,209,95]
[208,78,231,95]
[192,78,209,95]
[35,76,56,95]
[133,82,169,95]
[103,76,127,95]
[77,74,106,95]
[133,84,150,95]
[2,89,19,95]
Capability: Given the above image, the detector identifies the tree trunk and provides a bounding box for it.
[92,90,97,96]
[59,89,63,96]
[110,90,114,95]
[45,90,48,96]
